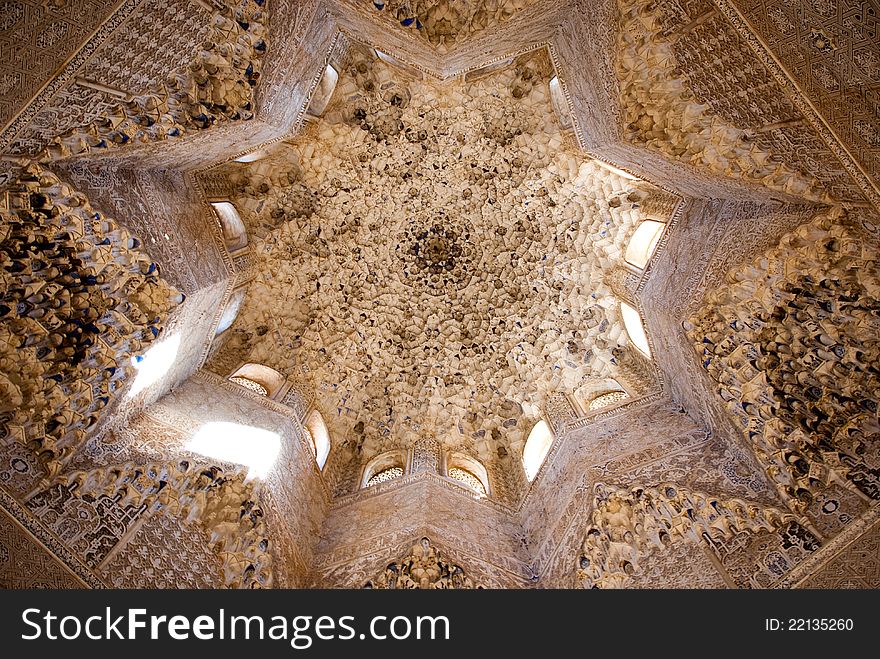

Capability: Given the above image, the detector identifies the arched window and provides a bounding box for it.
[215,288,246,335]
[234,148,269,163]
[624,220,665,269]
[549,76,572,130]
[362,450,407,488]
[228,363,285,399]
[522,420,554,482]
[374,50,423,78]
[574,378,630,415]
[210,201,248,252]
[589,390,629,410]
[620,302,652,358]
[593,158,640,181]
[366,466,404,487]
[306,65,339,117]
[448,467,486,495]
[446,453,490,496]
[465,57,514,81]
[229,376,268,396]
[304,409,331,469]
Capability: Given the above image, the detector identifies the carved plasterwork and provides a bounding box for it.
[0,502,89,588]
[625,537,728,588]
[223,47,668,485]
[687,208,880,509]
[0,0,130,138]
[98,511,225,588]
[617,0,842,203]
[779,506,880,588]
[22,1,266,163]
[575,481,815,588]
[2,0,879,592]
[59,458,273,588]
[356,0,544,52]
[0,164,181,479]
[364,536,481,589]
[719,0,880,205]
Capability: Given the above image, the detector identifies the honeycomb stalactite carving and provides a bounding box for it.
[364,536,481,589]
[0,164,181,480]
[222,47,669,481]
[61,459,273,588]
[575,482,816,589]
[616,0,832,203]
[366,0,544,51]
[23,0,268,163]
[1,0,876,593]
[688,208,880,510]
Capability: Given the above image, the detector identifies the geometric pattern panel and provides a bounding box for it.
[706,523,821,588]
[732,0,880,187]
[625,539,729,589]
[5,0,212,155]
[799,518,880,588]
[0,505,85,588]
[0,0,119,130]
[98,513,224,588]
[26,485,144,569]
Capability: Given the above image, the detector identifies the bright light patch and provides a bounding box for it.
[216,289,246,335]
[549,76,572,128]
[211,201,243,232]
[621,302,652,358]
[234,149,269,163]
[523,419,554,482]
[593,159,640,181]
[186,422,281,480]
[624,220,665,269]
[128,334,181,398]
[210,201,247,251]
[375,50,397,65]
[305,409,331,469]
[307,65,339,117]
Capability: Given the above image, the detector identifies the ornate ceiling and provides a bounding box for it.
[1,0,878,591]
[358,0,544,50]
[221,47,668,466]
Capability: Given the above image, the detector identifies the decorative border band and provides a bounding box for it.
[774,504,880,589]
[712,0,880,212]
[0,0,144,151]
[0,486,107,588]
